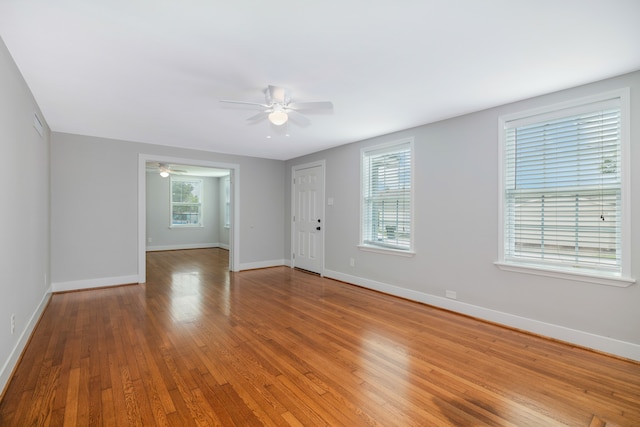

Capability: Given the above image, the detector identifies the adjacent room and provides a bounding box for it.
[1,1,639,425]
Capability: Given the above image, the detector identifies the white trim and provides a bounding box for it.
[503,97,622,129]
[357,244,416,257]
[499,88,628,127]
[291,160,326,276]
[223,175,231,228]
[0,290,51,395]
[139,154,241,282]
[239,259,285,271]
[52,275,139,293]
[138,156,146,281]
[146,243,221,252]
[494,262,635,288]
[323,268,640,362]
[619,88,632,279]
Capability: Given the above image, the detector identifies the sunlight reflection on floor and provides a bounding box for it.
[355,330,410,402]
[170,271,203,322]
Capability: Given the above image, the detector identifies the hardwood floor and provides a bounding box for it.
[1,248,639,426]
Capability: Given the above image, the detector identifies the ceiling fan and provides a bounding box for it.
[220,85,333,127]
[147,162,187,178]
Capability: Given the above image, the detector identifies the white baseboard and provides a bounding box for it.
[0,290,51,396]
[239,259,285,271]
[146,243,220,252]
[52,275,139,293]
[324,269,640,362]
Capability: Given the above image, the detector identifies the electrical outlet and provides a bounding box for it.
[11,314,15,335]
[445,290,457,300]
[147,237,152,243]
[349,258,355,267]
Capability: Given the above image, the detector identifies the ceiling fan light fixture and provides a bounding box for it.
[268,110,288,126]
[159,164,170,178]
[220,85,332,127]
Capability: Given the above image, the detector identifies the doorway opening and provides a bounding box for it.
[138,154,240,283]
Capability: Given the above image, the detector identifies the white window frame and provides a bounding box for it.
[359,138,415,256]
[496,88,634,287]
[170,176,204,228]
[224,175,230,228]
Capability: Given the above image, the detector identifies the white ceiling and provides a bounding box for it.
[1,1,639,161]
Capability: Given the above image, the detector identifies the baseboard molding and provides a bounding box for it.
[51,275,139,293]
[324,269,640,362]
[146,243,220,252]
[239,259,285,271]
[0,290,51,397]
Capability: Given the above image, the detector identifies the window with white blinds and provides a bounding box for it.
[361,139,413,251]
[501,93,627,278]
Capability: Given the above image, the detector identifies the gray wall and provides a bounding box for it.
[146,172,221,250]
[0,37,51,391]
[285,71,640,360]
[51,132,285,288]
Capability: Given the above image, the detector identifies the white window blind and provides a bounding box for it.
[362,140,412,250]
[503,99,622,275]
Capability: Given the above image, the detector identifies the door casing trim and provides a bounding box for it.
[138,153,240,282]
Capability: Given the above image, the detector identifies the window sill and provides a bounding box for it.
[358,244,416,257]
[494,261,635,288]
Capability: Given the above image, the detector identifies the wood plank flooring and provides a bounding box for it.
[1,248,639,426]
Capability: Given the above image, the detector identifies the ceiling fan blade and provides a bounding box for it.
[265,86,273,104]
[246,111,270,123]
[288,101,334,111]
[220,99,269,108]
[287,110,311,127]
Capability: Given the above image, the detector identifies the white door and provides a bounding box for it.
[293,164,324,274]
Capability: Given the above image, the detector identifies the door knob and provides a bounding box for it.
[316,226,321,231]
